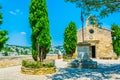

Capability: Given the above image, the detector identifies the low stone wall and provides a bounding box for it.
[45,54,58,60]
[0,56,32,68]
[21,66,56,75]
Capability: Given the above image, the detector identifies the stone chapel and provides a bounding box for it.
[77,16,116,59]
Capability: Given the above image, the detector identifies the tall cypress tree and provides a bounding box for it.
[111,24,120,56]
[0,6,8,51]
[64,22,77,58]
[29,0,51,61]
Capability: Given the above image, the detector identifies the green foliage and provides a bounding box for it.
[22,60,54,68]
[32,49,38,61]
[63,55,69,59]
[65,0,120,28]
[22,60,42,68]
[43,62,54,68]
[0,6,8,51]
[65,0,120,18]
[4,51,8,56]
[0,6,2,9]
[64,21,77,57]
[0,8,2,25]
[29,0,51,61]
[111,24,120,56]
[0,13,2,24]
[0,30,8,51]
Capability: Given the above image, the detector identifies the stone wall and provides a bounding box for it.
[0,56,32,68]
[77,24,116,59]
[21,66,56,75]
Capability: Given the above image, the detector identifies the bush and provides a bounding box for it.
[43,62,54,68]
[63,55,68,59]
[22,60,42,68]
[4,51,8,56]
[22,60,55,68]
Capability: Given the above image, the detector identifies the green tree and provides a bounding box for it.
[65,0,120,18]
[111,24,120,56]
[29,0,51,62]
[0,6,8,51]
[64,22,77,58]
[65,0,120,32]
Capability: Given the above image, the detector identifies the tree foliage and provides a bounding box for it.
[111,24,120,56]
[0,6,8,51]
[0,5,2,25]
[64,22,77,57]
[29,0,51,61]
[65,0,120,18]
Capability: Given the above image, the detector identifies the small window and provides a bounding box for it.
[89,29,94,34]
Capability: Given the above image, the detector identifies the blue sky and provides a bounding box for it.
[0,0,120,46]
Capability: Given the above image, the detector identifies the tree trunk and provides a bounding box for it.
[38,44,41,62]
[68,53,73,59]
[41,49,43,62]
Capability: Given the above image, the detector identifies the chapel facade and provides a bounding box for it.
[77,16,116,59]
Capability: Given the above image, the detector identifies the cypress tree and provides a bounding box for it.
[0,6,8,51]
[29,0,51,61]
[111,24,120,56]
[64,22,77,58]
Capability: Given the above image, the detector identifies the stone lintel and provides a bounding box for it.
[77,40,99,46]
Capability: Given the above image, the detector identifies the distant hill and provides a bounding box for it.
[49,45,66,54]
[1,44,65,56]
[2,44,32,55]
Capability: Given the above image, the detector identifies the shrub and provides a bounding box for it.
[43,62,54,68]
[4,51,8,56]
[22,60,55,68]
[22,60,42,68]
[63,55,68,59]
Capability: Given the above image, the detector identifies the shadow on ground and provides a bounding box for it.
[47,63,120,80]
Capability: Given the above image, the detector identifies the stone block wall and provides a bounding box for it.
[77,26,116,59]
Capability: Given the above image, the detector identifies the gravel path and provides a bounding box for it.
[0,66,49,80]
[0,59,120,80]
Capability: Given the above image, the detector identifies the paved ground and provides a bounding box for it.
[0,66,48,80]
[49,59,120,80]
[0,59,120,80]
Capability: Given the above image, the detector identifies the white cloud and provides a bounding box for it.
[21,32,26,35]
[9,11,16,15]
[9,9,23,15]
